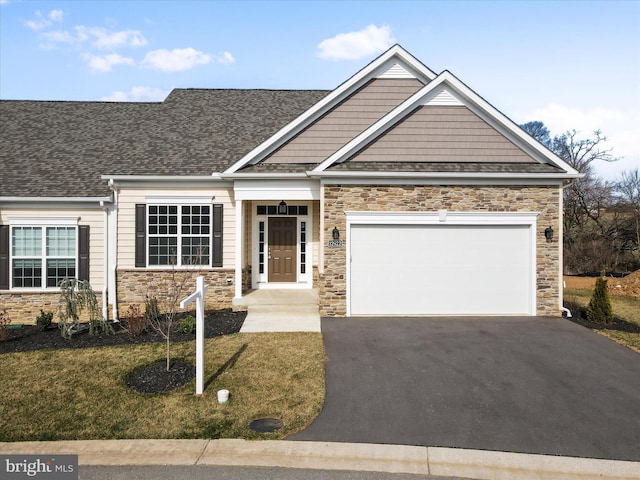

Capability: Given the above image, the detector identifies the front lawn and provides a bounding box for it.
[0,333,324,441]
[564,288,640,353]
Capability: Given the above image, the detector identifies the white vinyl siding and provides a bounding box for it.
[1,208,105,291]
[116,187,236,269]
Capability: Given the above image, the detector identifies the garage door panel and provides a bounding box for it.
[350,224,532,315]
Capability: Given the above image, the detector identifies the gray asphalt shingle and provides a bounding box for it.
[0,89,329,197]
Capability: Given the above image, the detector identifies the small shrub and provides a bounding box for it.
[145,296,160,323]
[125,304,148,337]
[0,309,12,340]
[179,314,196,334]
[587,276,614,325]
[89,317,115,336]
[36,309,54,331]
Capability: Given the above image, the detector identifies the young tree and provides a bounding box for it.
[587,276,613,325]
[145,248,206,372]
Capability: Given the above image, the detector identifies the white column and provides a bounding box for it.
[234,199,243,299]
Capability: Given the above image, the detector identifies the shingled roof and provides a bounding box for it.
[0,89,329,198]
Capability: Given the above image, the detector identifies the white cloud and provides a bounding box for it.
[25,9,63,31]
[218,51,235,64]
[49,9,64,22]
[141,48,215,72]
[75,26,147,49]
[101,86,170,102]
[85,53,135,73]
[41,29,76,45]
[521,103,640,179]
[317,24,394,61]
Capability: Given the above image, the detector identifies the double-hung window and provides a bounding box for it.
[7,224,82,289]
[148,205,210,266]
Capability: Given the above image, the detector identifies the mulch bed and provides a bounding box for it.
[126,360,196,394]
[0,309,246,354]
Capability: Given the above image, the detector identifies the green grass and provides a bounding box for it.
[0,333,324,441]
[565,288,640,352]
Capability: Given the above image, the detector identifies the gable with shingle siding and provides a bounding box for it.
[261,78,424,165]
[344,105,538,165]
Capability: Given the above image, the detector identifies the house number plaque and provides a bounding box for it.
[328,240,343,248]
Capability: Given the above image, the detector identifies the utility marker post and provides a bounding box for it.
[180,276,208,395]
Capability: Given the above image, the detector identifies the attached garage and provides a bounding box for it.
[347,212,537,316]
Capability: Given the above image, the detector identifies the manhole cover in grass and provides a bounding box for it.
[249,418,284,433]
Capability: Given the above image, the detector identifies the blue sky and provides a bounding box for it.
[1,0,638,179]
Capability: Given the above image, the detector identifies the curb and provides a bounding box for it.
[2,440,640,480]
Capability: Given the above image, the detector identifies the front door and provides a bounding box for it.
[268,217,297,282]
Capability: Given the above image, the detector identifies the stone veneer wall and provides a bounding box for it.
[0,292,104,325]
[116,269,237,316]
[320,185,561,317]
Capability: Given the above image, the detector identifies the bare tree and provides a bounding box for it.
[521,120,552,148]
[146,250,204,372]
[551,130,620,273]
[614,168,640,269]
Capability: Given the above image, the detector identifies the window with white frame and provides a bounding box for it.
[148,205,211,266]
[11,226,77,288]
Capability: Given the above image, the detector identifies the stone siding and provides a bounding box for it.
[116,269,237,317]
[0,292,104,325]
[320,185,561,317]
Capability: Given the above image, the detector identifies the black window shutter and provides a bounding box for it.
[135,204,146,267]
[0,225,9,290]
[78,225,90,281]
[212,204,223,267]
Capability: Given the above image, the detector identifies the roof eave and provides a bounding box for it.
[0,195,113,204]
[308,170,585,180]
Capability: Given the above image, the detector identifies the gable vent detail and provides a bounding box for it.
[423,87,463,106]
[378,63,416,79]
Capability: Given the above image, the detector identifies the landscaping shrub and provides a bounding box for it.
[179,314,196,334]
[145,296,160,324]
[58,279,113,339]
[125,304,148,337]
[587,276,614,325]
[0,309,12,340]
[36,309,54,331]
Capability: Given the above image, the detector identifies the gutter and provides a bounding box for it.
[306,171,585,180]
[102,175,221,182]
[221,173,310,180]
[0,196,113,203]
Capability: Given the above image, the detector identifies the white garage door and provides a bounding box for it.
[349,224,533,315]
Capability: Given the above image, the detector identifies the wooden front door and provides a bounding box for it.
[268,217,297,282]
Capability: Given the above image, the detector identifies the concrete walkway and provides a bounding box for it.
[2,439,639,480]
[236,289,321,332]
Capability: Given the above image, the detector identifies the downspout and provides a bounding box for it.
[110,181,119,322]
[100,200,109,321]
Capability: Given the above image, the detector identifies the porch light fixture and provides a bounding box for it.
[544,226,554,241]
[332,227,340,240]
[278,200,287,215]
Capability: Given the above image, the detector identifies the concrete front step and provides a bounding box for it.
[240,304,321,333]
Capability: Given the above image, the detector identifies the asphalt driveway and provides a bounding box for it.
[288,316,640,461]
